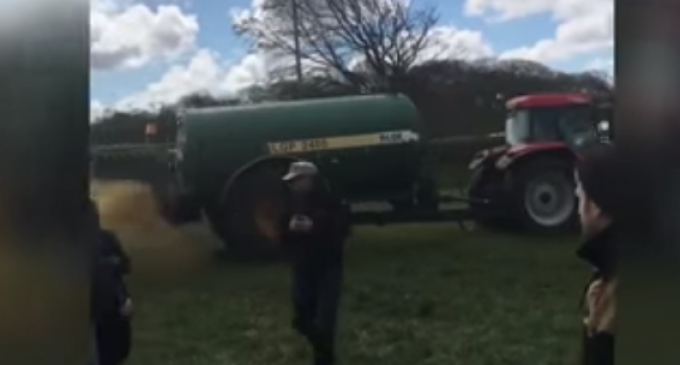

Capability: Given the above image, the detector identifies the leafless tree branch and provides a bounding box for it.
[233,0,440,90]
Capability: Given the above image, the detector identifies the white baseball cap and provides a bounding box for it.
[282,161,318,181]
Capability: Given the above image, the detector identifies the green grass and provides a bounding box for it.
[125,225,587,365]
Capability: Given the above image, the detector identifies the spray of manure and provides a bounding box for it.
[91,180,214,281]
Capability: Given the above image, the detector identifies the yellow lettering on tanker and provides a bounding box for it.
[268,141,299,154]
[268,138,329,154]
[267,130,417,155]
[301,139,328,151]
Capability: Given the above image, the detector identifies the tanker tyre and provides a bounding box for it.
[152,182,202,225]
[508,158,577,234]
[218,160,290,261]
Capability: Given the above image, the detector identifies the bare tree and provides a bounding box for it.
[177,92,242,108]
[582,70,614,89]
[233,0,439,90]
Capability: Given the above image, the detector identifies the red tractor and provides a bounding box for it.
[467,92,613,233]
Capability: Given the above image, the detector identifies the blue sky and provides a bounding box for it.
[90,0,613,114]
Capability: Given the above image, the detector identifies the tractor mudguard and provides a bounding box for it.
[495,142,573,171]
[468,145,508,170]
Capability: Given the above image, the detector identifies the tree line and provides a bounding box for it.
[91,0,613,145]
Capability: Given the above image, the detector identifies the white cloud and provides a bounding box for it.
[90,100,107,122]
[90,0,199,70]
[113,49,269,110]
[585,57,613,72]
[417,26,494,63]
[465,0,579,21]
[465,0,613,63]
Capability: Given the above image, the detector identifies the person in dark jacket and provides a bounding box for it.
[574,144,619,365]
[88,201,133,365]
[95,227,132,365]
[90,241,119,365]
[279,161,351,365]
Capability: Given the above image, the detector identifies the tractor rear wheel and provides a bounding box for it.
[212,160,291,260]
[509,158,577,233]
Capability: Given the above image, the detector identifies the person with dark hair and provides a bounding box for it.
[279,161,352,365]
[574,144,619,365]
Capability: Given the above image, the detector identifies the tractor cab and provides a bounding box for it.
[504,93,603,150]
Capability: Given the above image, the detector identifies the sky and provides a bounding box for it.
[90,0,613,119]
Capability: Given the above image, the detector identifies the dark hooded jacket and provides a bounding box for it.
[88,201,130,322]
[91,249,120,321]
[279,180,351,266]
[98,229,130,309]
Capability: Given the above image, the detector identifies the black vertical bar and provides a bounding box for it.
[0,1,91,364]
[616,0,680,364]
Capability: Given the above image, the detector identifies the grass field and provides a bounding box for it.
[121,226,585,365]
[92,181,588,365]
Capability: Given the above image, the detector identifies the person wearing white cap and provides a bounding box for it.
[279,160,351,365]
[282,161,319,183]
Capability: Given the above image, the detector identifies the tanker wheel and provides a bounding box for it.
[219,160,291,260]
[509,158,577,233]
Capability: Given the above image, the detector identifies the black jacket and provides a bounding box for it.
[279,185,351,266]
[91,250,120,321]
[577,224,616,365]
[100,230,130,274]
[91,229,131,322]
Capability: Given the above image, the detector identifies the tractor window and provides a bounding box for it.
[505,111,530,145]
[532,113,561,141]
[554,106,597,147]
[506,105,595,146]
[528,107,579,142]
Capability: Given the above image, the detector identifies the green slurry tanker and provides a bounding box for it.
[91,93,612,257]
